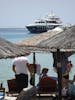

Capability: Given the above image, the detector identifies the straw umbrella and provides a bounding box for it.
[36,25,75,99]
[17,25,75,100]
[17,29,62,87]
[0,37,29,59]
[18,28,63,52]
[0,37,30,99]
[38,25,75,51]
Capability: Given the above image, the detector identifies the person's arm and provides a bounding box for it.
[12,64,16,74]
[27,63,30,71]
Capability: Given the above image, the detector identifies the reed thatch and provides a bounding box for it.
[17,25,75,52]
[18,29,63,52]
[18,30,62,46]
[38,25,75,52]
[0,37,29,59]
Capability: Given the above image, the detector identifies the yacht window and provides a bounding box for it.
[35,21,45,23]
[46,21,57,23]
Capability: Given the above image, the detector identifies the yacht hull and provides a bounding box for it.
[26,25,58,33]
[26,26,47,33]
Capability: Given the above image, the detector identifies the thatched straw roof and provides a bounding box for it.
[18,30,62,46]
[17,25,75,52]
[38,25,75,52]
[18,29,63,52]
[0,37,29,59]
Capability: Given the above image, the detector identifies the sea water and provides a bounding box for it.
[0,28,75,91]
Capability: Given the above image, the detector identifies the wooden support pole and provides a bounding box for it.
[57,49,62,100]
[33,52,36,86]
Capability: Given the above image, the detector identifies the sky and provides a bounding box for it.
[0,0,75,28]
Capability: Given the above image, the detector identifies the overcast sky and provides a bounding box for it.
[0,0,75,28]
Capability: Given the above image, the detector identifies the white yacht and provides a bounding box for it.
[26,13,63,33]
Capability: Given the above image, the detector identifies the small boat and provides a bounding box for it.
[26,12,63,33]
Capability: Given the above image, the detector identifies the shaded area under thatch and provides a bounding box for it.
[0,37,29,59]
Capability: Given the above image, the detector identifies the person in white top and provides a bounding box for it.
[12,56,30,93]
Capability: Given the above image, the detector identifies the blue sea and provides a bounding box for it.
[0,28,75,91]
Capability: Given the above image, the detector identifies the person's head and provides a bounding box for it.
[68,60,72,67]
[68,60,71,64]
[69,61,71,63]
[42,68,48,75]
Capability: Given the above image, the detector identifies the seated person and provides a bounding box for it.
[62,75,75,97]
[37,68,49,87]
[40,68,49,79]
[37,68,57,93]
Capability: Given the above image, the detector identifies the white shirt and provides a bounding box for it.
[12,56,29,75]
